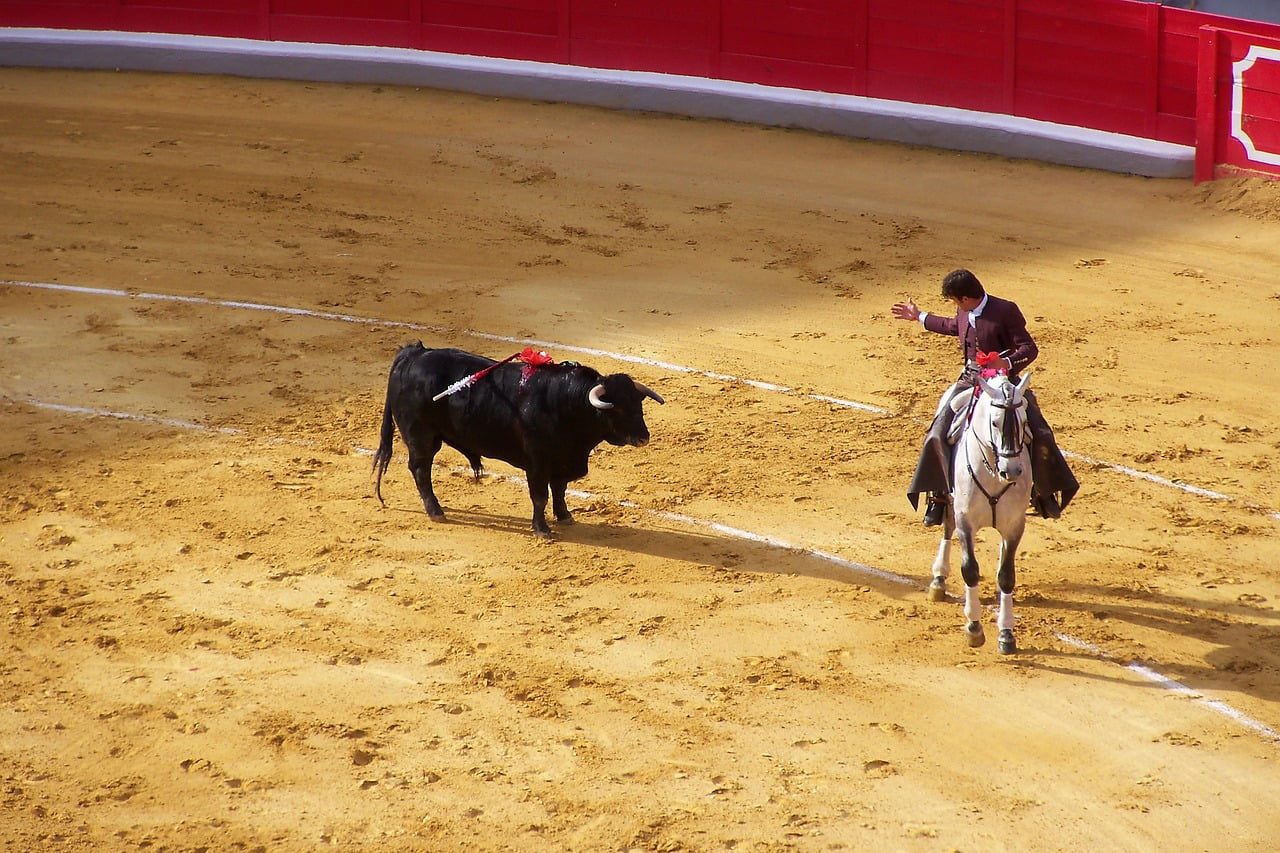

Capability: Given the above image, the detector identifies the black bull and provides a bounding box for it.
[373,344,664,535]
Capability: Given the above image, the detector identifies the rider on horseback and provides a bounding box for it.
[891,268,1078,526]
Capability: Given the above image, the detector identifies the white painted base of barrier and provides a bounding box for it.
[0,27,1194,178]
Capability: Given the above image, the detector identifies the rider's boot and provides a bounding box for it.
[923,493,948,527]
[1032,489,1061,519]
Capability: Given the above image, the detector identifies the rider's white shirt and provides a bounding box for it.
[918,293,988,328]
[967,294,989,327]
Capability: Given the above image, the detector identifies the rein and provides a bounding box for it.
[965,450,1017,527]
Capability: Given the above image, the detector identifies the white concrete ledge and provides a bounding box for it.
[0,27,1194,178]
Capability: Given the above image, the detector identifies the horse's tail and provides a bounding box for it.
[372,343,419,505]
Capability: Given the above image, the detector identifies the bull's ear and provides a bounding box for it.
[633,380,664,405]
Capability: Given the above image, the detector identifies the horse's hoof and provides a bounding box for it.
[998,629,1017,655]
[555,514,575,525]
[965,622,986,648]
[927,580,947,602]
[425,506,445,520]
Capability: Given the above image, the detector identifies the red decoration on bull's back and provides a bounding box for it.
[430,347,564,401]
[519,346,554,367]
[519,347,555,383]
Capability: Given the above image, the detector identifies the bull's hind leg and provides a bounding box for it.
[957,527,985,648]
[407,435,446,519]
[928,506,955,602]
[550,479,574,524]
[526,474,552,537]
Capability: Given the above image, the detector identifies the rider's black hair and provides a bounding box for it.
[941,268,985,300]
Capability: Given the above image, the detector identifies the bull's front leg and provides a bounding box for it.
[550,479,574,524]
[408,438,445,519]
[526,473,552,537]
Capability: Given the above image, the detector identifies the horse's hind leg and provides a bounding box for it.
[957,527,985,647]
[996,533,1023,654]
[928,509,955,602]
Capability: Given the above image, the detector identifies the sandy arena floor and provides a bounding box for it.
[2,68,1279,851]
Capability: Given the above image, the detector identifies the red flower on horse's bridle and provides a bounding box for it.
[975,349,1006,378]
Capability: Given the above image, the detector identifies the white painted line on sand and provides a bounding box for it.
[0,279,890,414]
[1063,451,1231,500]
[1064,450,1280,521]
[1057,634,1280,743]
[3,277,1275,517]
[646,509,916,587]
[16,398,243,435]
[8,393,1276,747]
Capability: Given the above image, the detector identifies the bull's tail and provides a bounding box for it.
[372,343,418,505]
[372,397,395,506]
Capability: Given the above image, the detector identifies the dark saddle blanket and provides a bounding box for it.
[908,390,1078,515]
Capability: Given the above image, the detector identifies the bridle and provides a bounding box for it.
[962,378,1028,526]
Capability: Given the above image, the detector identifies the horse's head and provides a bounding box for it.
[976,372,1031,481]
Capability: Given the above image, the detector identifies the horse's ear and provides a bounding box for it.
[1014,372,1031,398]
[977,376,998,399]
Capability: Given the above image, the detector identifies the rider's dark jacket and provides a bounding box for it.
[909,293,1078,517]
[923,295,1037,378]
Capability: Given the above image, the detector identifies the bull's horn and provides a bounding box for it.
[588,384,614,410]
[633,381,665,405]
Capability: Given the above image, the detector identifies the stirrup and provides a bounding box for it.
[923,494,948,527]
[1031,491,1061,519]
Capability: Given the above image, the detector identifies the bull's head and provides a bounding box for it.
[588,374,664,446]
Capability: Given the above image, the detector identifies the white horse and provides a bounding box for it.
[927,371,1033,654]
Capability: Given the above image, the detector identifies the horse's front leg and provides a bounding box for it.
[996,528,1024,655]
[957,525,984,648]
[928,505,955,602]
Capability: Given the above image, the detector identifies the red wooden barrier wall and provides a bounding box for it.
[720,0,863,95]
[1196,27,1280,181]
[4,0,1280,159]
[419,1,563,62]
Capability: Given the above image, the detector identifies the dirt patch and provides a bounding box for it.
[1193,175,1280,221]
[1,68,1279,851]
